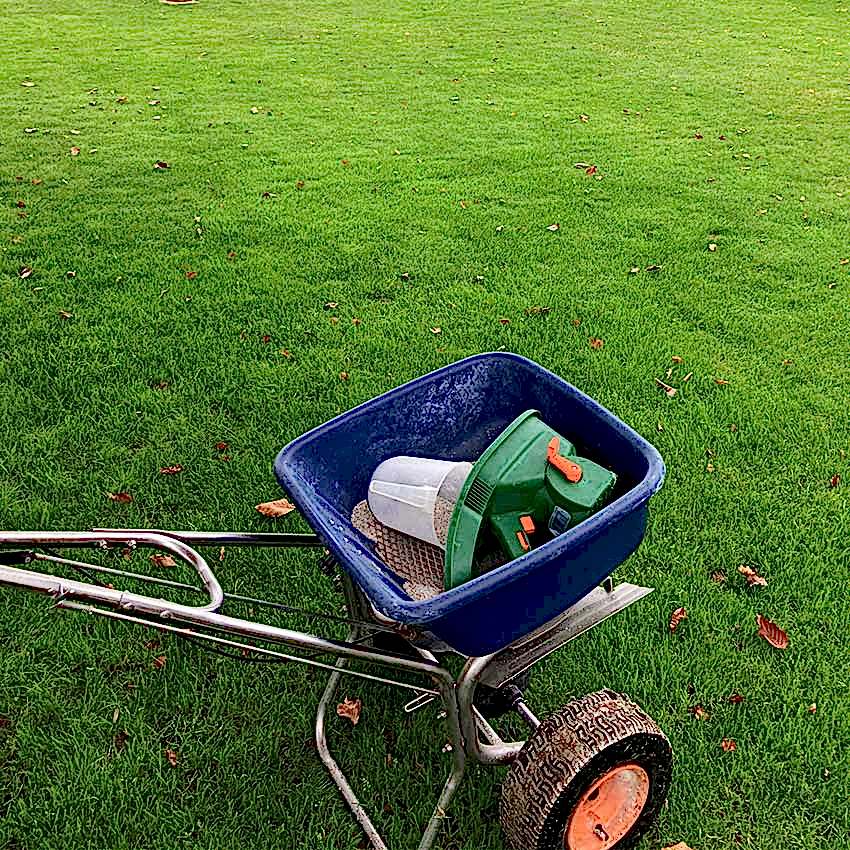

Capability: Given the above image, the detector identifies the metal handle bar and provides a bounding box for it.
[0,531,223,611]
[92,528,324,548]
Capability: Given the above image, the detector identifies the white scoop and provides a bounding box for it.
[367,456,473,547]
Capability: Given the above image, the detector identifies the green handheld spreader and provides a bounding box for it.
[443,410,617,588]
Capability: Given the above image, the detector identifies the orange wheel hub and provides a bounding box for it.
[564,763,649,850]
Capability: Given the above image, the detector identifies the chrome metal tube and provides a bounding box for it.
[0,531,223,611]
[92,528,324,548]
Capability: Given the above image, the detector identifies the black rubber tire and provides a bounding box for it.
[500,689,672,850]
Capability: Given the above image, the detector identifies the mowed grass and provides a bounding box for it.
[1,0,849,848]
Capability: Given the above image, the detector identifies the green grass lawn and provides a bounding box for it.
[1,0,849,848]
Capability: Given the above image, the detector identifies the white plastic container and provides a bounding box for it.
[368,456,473,547]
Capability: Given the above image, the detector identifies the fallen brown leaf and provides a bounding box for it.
[710,570,727,584]
[153,655,167,670]
[430,327,442,335]
[164,748,179,767]
[669,606,687,633]
[19,266,33,279]
[114,730,130,751]
[714,378,730,386]
[728,693,744,704]
[336,697,362,725]
[720,738,736,752]
[645,264,662,272]
[693,132,704,140]
[159,464,184,475]
[70,146,81,156]
[107,492,133,504]
[808,703,817,713]
[585,165,597,175]
[589,337,604,350]
[295,179,305,189]
[571,318,581,327]
[708,242,718,252]
[756,614,788,649]
[185,270,197,280]
[671,355,684,364]
[738,564,767,587]
[15,200,25,208]
[691,705,709,721]
[58,310,73,319]
[546,223,560,232]
[579,113,589,123]
[215,441,228,451]
[829,474,840,488]
[339,370,349,381]
[655,377,677,398]
[153,160,170,170]
[150,553,177,568]
[256,498,296,518]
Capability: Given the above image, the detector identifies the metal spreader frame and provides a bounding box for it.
[0,528,652,850]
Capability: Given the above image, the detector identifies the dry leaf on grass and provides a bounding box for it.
[738,564,767,587]
[336,697,362,725]
[107,492,133,503]
[215,441,229,451]
[546,223,560,231]
[159,464,184,475]
[728,693,744,704]
[829,474,840,488]
[655,377,677,398]
[114,730,130,751]
[58,310,73,319]
[430,327,442,335]
[720,738,736,752]
[153,160,170,170]
[589,337,604,350]
[669,607,687,633]
[756,614,788,649]
[690,705,709,721]
[710,570,726,584]
[19,266,33,279]
[153,655,167,670]
[671,355,684,364]
[150,553,177,568]
[255,498,296,518]
[164,748,179,767]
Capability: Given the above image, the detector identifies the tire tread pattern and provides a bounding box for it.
[500,690,672,850]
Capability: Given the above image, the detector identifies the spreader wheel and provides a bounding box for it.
[500,690,672,850]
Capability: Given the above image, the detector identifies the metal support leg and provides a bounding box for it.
[315,652,389,850]
[314,629,467,850]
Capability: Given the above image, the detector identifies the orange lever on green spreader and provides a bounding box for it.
[547,437,583,482]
